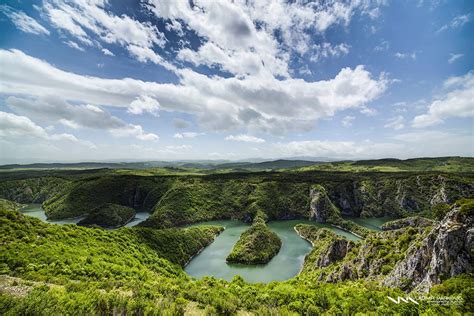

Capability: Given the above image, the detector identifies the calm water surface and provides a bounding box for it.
[184,219,360,283]
[19,204,150,227]
[343,216,395,231]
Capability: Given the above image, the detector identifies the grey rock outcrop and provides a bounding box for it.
[309,185,340,223]
[383,205,473,292]
[382,216,435,231]
[318,238,352,267]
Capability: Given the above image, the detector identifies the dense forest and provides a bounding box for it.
[0,158,473,314]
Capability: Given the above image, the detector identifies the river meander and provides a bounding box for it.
[20,205,372,283]
[184,219,361,283]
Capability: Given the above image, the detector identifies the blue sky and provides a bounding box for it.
[0,0,473,163]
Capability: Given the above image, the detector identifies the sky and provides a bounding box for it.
[0,0,473,163]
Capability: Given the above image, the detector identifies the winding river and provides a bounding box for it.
[184,219,361,283]
[20,205,380,283]
[19,204,150,227]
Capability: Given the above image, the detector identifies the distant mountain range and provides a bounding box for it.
[0,159,322,170]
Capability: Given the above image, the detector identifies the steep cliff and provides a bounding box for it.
[383,199,473,292]
[309,185,340,223]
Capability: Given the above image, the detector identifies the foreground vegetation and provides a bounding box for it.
[0,158,473,314]
[226,212,282,264]
[1,207,472,315]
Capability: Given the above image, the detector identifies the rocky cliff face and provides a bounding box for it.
[383,202,473,292]
[324,175,473,218]
[317,238,352,267]
[381,216,435,231]
[309,185,340,223]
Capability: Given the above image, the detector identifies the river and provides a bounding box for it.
[184,219,361,283]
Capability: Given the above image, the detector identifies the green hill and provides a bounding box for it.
[226,212,282,264]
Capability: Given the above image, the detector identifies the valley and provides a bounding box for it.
[0,157,473,314]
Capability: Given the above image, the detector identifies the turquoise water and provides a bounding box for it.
[184,219,360,283]
[343,216,395,231]
[19,204,150,227]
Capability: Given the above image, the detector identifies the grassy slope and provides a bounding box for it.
[1,209,471,314]
[226,213,282,264]
[295,157,474,173]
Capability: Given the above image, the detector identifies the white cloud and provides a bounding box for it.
[110,124,159,141]
[360,106,377,116]
[127,45,176,71]
[6,96,123,130]
[273,139,403,159]
[448,53,463,64]
[173,132,203,139]
[437,14,472,33]
[272,129,474,159]
[173,118,191,129]
[6,95,158,141]
[374,40,389,52]
[394,52,416,60]
[0,49,388,135]
[225,134,265,143]
[64,40,84,51]
[0,111,95,148]
[42,0,166,64]
[310,43,350,62]
[177,42,269,77]
[145,0,383,76]
[384,115,405,130]
[101,48,114,56]
[413,71,474,128]
[0,111,48,139]
[0,5,50,35]
[166,145,191,150]
[341,115,355,127]
[128,95,160,116]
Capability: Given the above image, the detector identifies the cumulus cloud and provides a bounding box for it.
[110,124,159,141]
[6,96,124,129]
[0,111,95,148]
[0,49,388,135]
[42,0,167,67]
[0,5,50,35]
[145,0,383,76]
[128,95,160,116]
[412,71,474,128]
[173,132,203,139]
[5,95,158,141]
[101,48,114,56]
[225,134,265,143]
[384,115,405,130]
